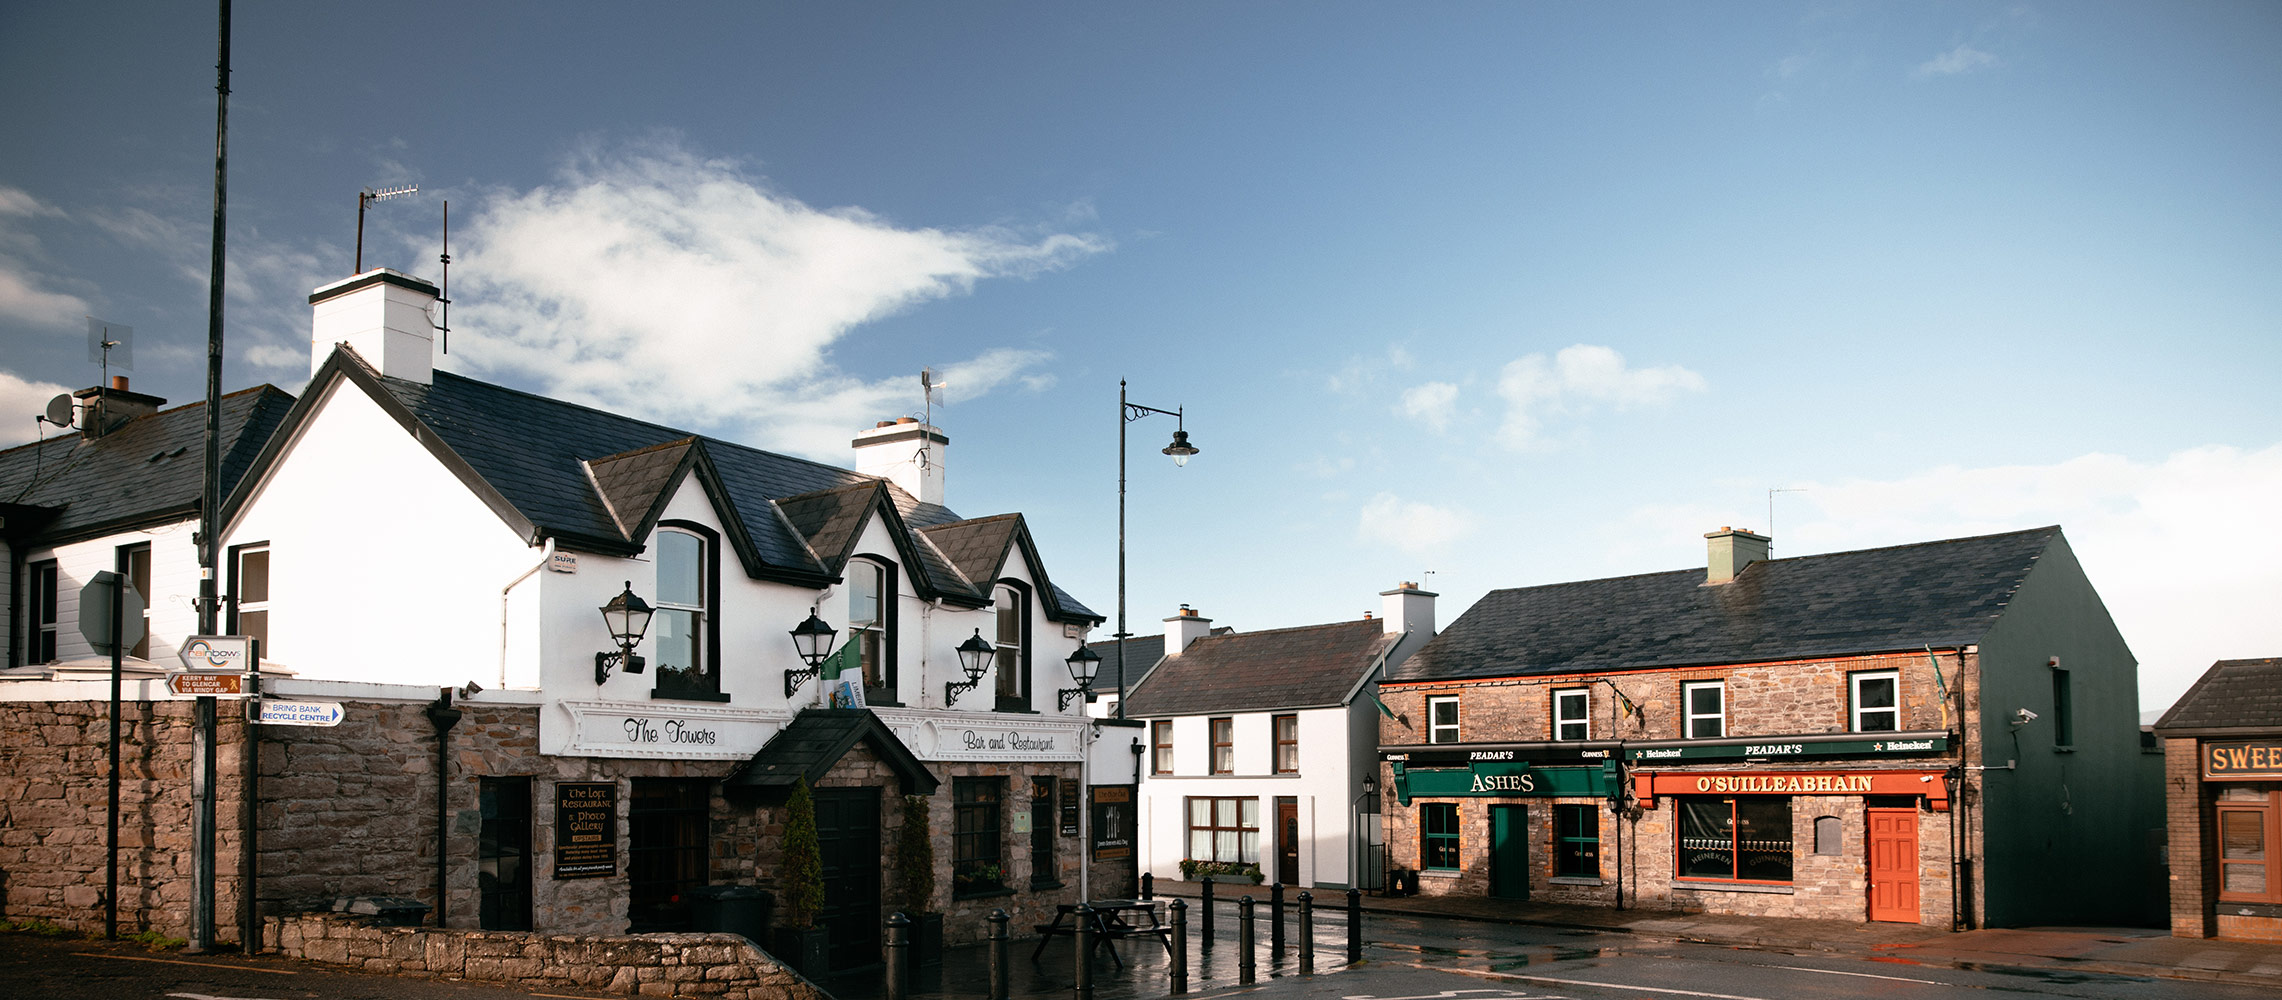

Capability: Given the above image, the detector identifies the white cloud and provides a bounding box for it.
[0,187,65,219]
[1359,492,1474,553]
[0,369,74,446]
[1397,381,1460,431]
[447,139,1108,456]
[0,261,92,331]
[1914,44,1998,78]
[1495,344,1706,449]
[1614,445,2282,713]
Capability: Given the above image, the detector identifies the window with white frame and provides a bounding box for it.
[230,545,269,658]
[1428,696,1459,744]
[652,527,716,698]
[1684,680,1725,738]
[849,558,896,701]
[993,582,1029,710]
[30,560,59,664]
[1553,688,1590,741]
[121,543,151,659]
[1851,670,1900,733]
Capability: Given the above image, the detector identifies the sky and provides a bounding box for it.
[3,2,2276,713]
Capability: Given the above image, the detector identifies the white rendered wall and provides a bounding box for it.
[10,521,203,668]
[1135,705,1357,888]
[225,377,535,685]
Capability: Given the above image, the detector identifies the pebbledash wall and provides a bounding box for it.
[0,679,1087,947]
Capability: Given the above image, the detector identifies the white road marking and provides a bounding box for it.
[70,953,295,975]
[1766,963,1943,984]
[1393,961,1774,1000]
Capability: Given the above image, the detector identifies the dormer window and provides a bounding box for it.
[850,557,897,703]
[993,583,1030,711]
[652,526,718,699]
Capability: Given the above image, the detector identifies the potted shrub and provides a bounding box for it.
[772,778,829,976]
[890,794,942,975]
[1182,859,1264,884]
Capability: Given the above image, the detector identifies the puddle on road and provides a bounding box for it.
[1951,962,2155,986]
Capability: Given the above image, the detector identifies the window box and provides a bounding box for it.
[1178,859,1263,884]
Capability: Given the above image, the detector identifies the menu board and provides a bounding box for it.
[554,781,618,878]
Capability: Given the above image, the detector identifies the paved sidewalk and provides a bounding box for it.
[1143,878,2282,991]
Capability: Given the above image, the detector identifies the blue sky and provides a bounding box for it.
[4,2,2276,711]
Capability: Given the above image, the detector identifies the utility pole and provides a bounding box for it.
[189,0,232,954]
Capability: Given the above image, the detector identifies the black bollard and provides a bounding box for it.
[1270,882,1285,954]
[1168,898,1189,994]
[989,909,1010,1000]
[1074,902,1095,993]
[1346,887,1362,962]
[885,912,910,1000]
[1297,891,1314,974]
[1141,871,1154,900]
[1200,878,1215,948]
[1238,895,1256,984]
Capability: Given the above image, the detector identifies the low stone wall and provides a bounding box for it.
[264,912,825,1000]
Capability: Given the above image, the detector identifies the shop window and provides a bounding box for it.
[953,777,1004,896]
[1030,776,1057,888]
[994,582,1030,711]
[30,560,58,664]
[2218,789,2281,904]
[849,558,898,703]
[1428,696,1460,744]
[1553,688,1589,741]
[629,779,710,931]
[1273,714,1299,774]
[1850,671,1900,733]
[120,543,151,659]
[1187,796,1259,863]
[2050,668,2074,748]
[1210,717,1234,774]
[1813,815,1842,856]
[1421,803,1460,872]
[1152,720,1173,774]
[1684,681,1725,739]
[1554,804,1599,878]
[652,525,718,699]
[229,545,270,659]
[1677,797,1793,883]
[479,777,533,931]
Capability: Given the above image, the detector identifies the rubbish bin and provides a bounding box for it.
[687,885,774,946]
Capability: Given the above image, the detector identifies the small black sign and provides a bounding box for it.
[554,781,618,879]
[1090,786,1132,861]
[1060,782,1081,837]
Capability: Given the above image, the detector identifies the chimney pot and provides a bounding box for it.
[111,375,129,391]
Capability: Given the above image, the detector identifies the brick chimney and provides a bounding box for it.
[72,376,166,440]
[851,417,948,506]
[1164,605,1214,655]
[310,269,439,384]
[1704,527,1771,585]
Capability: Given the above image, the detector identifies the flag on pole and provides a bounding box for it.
[1367,689,1400,721]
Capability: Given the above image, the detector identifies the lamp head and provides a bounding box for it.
[1065,643,1102,689]
[1161,428,1199,467]
[599,581,654,647]
[956,628,995,681]
[789,606,838,667]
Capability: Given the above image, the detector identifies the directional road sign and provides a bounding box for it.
[257,700,344,727]
[168,672,248,698]
[178,635,254,671]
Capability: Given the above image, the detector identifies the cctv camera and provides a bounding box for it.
[2013,708,2038,724]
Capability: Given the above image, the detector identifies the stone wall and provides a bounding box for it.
[265,912,824,1000]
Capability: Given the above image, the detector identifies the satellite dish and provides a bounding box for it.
[44,394,73,427]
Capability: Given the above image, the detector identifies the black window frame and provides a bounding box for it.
[848,556,900,705]
[29,559,59,665]
[479,776,534,931]
[2050,668,2074,748]
[1029,775,1058,889]
[953,777,1006,897]
[651,521,725,702]
[993,581,1031,712]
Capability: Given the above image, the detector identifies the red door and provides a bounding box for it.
[1866,808,1919,923]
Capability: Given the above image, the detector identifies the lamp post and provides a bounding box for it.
[1065,644,1101,903]
[1116,381,1198,718]
[594,581,655,685]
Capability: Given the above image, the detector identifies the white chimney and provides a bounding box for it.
[1164,605,1214,655]
[1704,527,1771,585]
[310,269,439,385]
[851,417,948,506]
[1379,582,1437,638]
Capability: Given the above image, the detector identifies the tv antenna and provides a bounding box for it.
[1768,487,1807,557]
[84,317,133,438]
[355,184,418,273]
[915,368,945,475]
[434,200,453,354]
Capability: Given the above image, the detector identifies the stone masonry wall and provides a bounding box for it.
[265,912,824,1000]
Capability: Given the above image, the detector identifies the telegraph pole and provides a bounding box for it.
[189,0,232,954]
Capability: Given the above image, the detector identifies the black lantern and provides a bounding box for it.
[945,628,995,707]
[783,606,840,697]
[594,581,654,685]
[1161,427,1200,467]
[1060,643,1101,710]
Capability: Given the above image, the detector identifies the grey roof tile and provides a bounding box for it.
[1123,619,1395,717]
[2155,657,2282,731]
[0,385,295,544]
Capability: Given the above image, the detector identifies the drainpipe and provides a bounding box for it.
[498,537,554,689]
[426,690,462,926]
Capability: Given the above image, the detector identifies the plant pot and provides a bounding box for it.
[771,925,829,977]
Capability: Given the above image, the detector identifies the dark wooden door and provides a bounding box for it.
[1276,797,1299,886]
[1490,805,1529,899]
[814,787,882,971]
[1867,808,1919,922]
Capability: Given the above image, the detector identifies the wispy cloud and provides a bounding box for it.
[448,137,1109,457]
[1913,43,1998,78]
[0,187,93,331]
[0,369,74,446]
[1495,344,1706,450]
[1397,381,1460,431]
[1359,492,1474,553]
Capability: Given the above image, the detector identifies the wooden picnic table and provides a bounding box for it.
[1030,898,1172,965]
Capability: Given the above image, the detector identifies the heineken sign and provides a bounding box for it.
[1626,733,1947,763]
[1390,762,1613,804]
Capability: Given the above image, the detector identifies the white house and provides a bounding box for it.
[1119,585,1434,890]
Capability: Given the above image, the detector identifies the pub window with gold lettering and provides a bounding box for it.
[1678,796,1792,883]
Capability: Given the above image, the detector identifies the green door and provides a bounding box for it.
[1490,805,1529,899]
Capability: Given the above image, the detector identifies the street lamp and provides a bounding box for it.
[594,581,654,685]
[1065,644,1102,903]
[1116,380,1198,718]
[783,606,839,697]
[944,629,997,707]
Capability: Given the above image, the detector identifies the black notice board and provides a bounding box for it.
[1090,785,1132,861]
[554,781,618,879]
[1060,781,1081,837]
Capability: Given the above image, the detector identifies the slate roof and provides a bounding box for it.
[1389,526,2062,682]
[724,708,939,795]
[2154,658,2282,733]
[1122,619,1397,717]
[1084,627,1235,697]
[1,384,296,545]
[225,348,1100,622]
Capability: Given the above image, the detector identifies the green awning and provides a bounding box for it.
[1390,761,1613,804]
